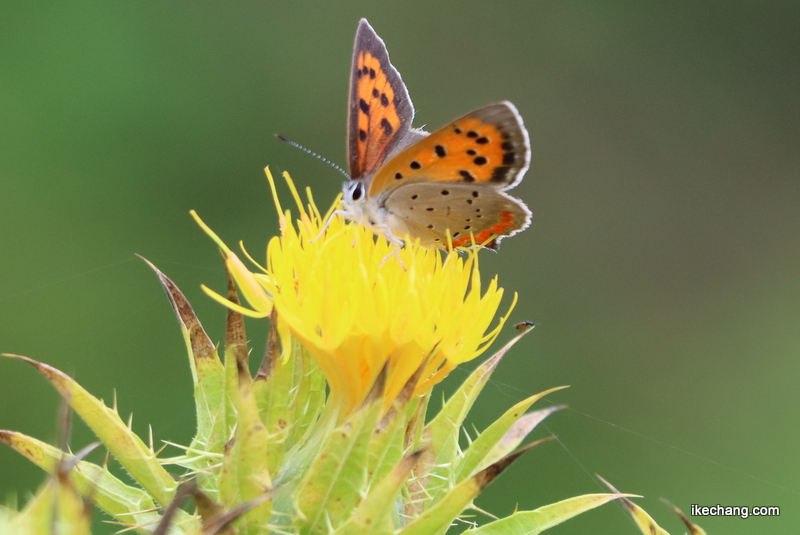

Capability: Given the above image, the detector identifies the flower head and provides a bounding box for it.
[195,169,514,416]
[2,166,646,535]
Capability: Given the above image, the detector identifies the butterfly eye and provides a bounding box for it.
[349,182,365,201]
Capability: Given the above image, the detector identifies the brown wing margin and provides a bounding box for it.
[347,19,415,179]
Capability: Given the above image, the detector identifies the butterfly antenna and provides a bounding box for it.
[275,134,351,180]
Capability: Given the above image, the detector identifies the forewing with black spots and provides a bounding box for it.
[348,19,416,180]
[366,101,530,198]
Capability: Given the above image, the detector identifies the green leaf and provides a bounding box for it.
[217,336,273,529]
[253,326,325,476]
[141,258,227,481]
[366,362,427,492]
[465,493,631,535]
[455,387,565,483]
[481,405,563,469]
[285,341,326,450]
[418,329,535,509]
[622,499,671,535]
[294,391,383,535]
[666,501,707,535]
[365,404,407,491]
[4,355,177,507]
[253,344,293,477]
[333,450,424,535]
[404,395,428,453]
[400,441,541,535]
[14,478,91,535]
[0,431,194,534]
[598,476,671,535]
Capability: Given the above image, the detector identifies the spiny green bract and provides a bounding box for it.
[2,259,647,535]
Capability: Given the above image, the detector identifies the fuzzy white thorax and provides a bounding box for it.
[340,180,409,245]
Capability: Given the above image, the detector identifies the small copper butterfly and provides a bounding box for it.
[340,19,531,250]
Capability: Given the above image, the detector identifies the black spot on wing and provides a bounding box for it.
[460,170,476,182]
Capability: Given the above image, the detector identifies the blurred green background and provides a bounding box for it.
[1,1,798,533]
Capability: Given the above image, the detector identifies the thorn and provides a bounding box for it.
[62,442,101,472]
[56,396,72,454]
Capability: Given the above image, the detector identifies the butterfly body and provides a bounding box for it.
[341,19,532,249]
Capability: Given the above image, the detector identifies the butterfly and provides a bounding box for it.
[339,19,532,250]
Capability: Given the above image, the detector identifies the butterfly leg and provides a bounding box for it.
[379,243,406,270]
[370,223,407,270]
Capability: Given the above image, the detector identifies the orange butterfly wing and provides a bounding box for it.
[348,19,419,180]
[342,21,531,251]
[366,102,530,198]
[369,102,531,249]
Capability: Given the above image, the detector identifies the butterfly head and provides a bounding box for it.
[342,179,367,206]
[341,179,389,236]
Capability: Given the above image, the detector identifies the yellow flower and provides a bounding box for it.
[194,168,515,417]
